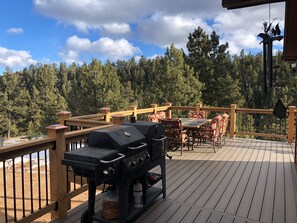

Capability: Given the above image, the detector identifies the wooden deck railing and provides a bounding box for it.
[0,103,296,222]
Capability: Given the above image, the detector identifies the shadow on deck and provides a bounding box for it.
[51,138,297,223]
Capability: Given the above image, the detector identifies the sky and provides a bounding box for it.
[0,0,286,75]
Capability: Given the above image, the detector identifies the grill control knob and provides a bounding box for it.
[139,158,144,163]
[103,167,115,176]
[146,153,150,160]
[130,161,136,168]
[108,167,115,175]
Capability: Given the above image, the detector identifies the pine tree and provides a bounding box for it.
[186,27,242,107]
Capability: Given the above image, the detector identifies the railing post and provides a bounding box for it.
[288,106,295,143]
[151,103,158,114]
[165,102,172,119]
[129,105,138,120]
[112,114,126,124]
[58,111,71,126]
[57,111,72,210]
[195,103,202,113]
[230,104,237,139]
[100,107,111,122]
[46,124,68,220]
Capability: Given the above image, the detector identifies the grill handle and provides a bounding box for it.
[152,136,167,142]
[100,153,125,164]
[127,142,147,150]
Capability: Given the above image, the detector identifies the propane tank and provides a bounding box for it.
[102,187,119,220]
[133,180,143,208]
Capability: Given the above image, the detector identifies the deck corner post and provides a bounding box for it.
[165,102,172,119]
[288,106,296,143]
[230,104,237,139]
[100,107,111,122]
[46,124,68,220]
[57,111,71,126]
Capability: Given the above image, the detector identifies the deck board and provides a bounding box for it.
[273,141,286,223]
[50,138,297,223]
[216,139,257,213]
[237,140,267,218]
[204,140,249,210]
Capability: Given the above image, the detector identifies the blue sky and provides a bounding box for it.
[0,0,285,75]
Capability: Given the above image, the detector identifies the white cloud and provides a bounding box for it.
[212,3,285,55]
[94,37,141,58]
[0,46,37,67]
[59,50,80,64]
[138,13,212,49]
[102,23,131,35]
[61,35,141,63]
[33,0,222,35]
[33,0,285,57]
[6,27,24,34]
[66,36,91,51]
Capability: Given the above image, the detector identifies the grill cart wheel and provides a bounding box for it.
[81,209,89,223]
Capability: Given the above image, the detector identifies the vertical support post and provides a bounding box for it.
[288,106,295,143]
[57,111,72,210]
[100,107,111,122]
[151,103,158,114]
[129,105,138,120]
[195,103,202,113]
[58,111,71,126]
[112,114,126,124]
[46,124,68,219]
[165,102,172,119]
[230,104,237,139]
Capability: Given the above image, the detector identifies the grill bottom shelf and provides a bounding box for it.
[91,187,163,223]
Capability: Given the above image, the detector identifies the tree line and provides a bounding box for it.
[0,26,296,138]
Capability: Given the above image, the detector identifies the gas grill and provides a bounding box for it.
[62,123,166,223]
[123,121,166,161]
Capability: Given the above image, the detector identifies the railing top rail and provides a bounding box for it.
[236,108,274,114]
[65,118,111,127]
[65,124,115,139]
[71,114,105,120]
[0,138,55,161]
[171,105,230,112]
[109,110,133,116]
[136,108,155,114]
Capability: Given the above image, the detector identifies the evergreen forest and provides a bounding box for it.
[0,27,296,138]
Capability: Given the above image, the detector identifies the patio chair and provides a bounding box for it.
[159,118,189,156]
[148,111,166,122]
[148,114,159,122]
[195,115,223,152]
[187,110,206,119]
[219,113,229,146]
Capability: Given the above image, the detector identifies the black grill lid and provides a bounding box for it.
[64,147,119,164]
[123,121,165,144]
[88,125,146,151]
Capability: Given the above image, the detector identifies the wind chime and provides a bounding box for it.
[257,5,283,93]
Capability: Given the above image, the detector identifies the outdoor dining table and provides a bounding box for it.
[180,118,210,129]
[180,118,210,149]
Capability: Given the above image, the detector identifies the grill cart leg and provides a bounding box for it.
[81,179,96,223]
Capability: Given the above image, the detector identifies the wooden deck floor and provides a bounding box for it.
[51,138,297,223]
